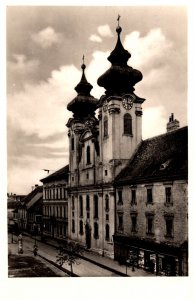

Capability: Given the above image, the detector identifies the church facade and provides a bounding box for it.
[66,21,146,258]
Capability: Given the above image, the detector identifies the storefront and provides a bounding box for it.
[113,235,187,276]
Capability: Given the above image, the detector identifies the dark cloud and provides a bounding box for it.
[7,124,68,162]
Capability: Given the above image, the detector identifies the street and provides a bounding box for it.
[8,233,121,277]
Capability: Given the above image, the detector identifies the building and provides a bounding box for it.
[26,185,43,235]
[64,19,188,274]
[114,124,188,276]
[15,185,43,233]
[66,21,145,258]
[40,165,69,240]
[7,193,25,233]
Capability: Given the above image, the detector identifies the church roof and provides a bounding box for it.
[67,58,98,118]
[116,126,188,185]
[40,165,69,183]
[97,18,143,96]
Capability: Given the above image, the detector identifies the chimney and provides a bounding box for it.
[167,113,180,132]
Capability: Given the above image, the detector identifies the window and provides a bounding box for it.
[124,113,132,135]
[72,196,75,210]
[72,219,75,233]
[105,224,110,241]
[131,190,136,205]
[147,188,153,204]
[105,194,109,211]
[87,212,90,219]
[146,215,154,235]
[94,195,98,218]
[104,116,108,137]
[56,206,58,218]
[105,170,108,176]
[118,213,123,231]
[165,187,172,204]
[165,218,174,237]
[106,214,109,221]
[86,195,90,211]
[79,220,84,235]
[118,190,123,205]
[86,146,91,164]
[71,136,74,151]
[79,196,83,217]
[94,222,99,239]
[131,214,137,233]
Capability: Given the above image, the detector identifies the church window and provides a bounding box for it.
[104,116,108,137]
[71,136,74,151]
[72,219,75,233]
[94,222,99,239]
[105,194,109,211]
[124,113,132,135]
[118,213,123,231]
[94,195,98,218]
[118,190,123,205]
[105,170,108,176]
[72,196,75,210]
[79,220,84,235]
[105,224,110,241]
[79,196,83,217]
[86,195,90,211]
[86,145,91,164]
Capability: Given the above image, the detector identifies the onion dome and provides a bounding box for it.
[67,57,98,119]
[97,18,143,96]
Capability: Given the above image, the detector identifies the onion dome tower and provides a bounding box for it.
[97,16,143,96]
[67,56,98,120]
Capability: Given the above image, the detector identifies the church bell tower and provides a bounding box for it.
[97,16,145,181]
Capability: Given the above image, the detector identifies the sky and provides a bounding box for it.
[6,5,187,195]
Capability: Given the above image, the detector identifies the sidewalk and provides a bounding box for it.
[33,234,156,277]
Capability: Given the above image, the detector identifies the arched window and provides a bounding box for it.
[72,219,75,233]
[86,195,90,211]
[79,220,84,235]
[104,116,108,137]
[105,224,110,241]
[94,195,98,218]
[86,145,91,164]
[79,195,83,217]
[71,136,74,151]
[94,222,99,239]
[124,113,132,135]
[72,196,75,210]
[105,194,109,211]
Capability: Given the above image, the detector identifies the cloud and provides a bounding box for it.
[8,64,80,138]
[142,106,167,139]
[89,34,102,43]
[124,28,173,71]
[7,54,40,92]
[97,24,113,37]
[31,26,63,48]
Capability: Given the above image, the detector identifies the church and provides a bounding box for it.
[41,19,188,276]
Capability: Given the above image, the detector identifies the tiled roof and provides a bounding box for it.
[21,185,43,206]
[40,165,69,183]
[116,126,188,185]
